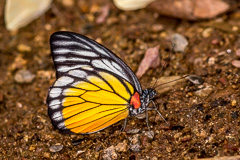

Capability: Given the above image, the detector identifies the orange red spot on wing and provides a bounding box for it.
[130,92,141,109]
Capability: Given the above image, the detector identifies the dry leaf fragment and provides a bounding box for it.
[150,76,187,94]
[136,45,160,78]
[5,0,52,31]
[113,0,155,11]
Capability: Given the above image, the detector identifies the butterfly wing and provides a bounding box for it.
[47,31,142,134]
[50,31,142,93]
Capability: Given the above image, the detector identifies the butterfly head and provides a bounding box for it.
[142,88,157,100]
[129,89,157,116]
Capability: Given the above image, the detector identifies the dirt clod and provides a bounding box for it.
[14,69,35,83]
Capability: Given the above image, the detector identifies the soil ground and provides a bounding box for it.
[0,0,239,159]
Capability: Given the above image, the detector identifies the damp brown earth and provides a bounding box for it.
[0,0,240,159]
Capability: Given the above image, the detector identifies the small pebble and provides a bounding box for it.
[219,77,228,86]
[179,135,192,142]
[115,140,128,152]
[171,33,188,52]
[211,39,219,44]
[208,57,215,66]
[236,48,240,57]
[194,86,213,97]
[141,135,149,146]
[230,111,238,119]
[90,4,100,13]
[126,129,140,134]
[129,134,140,144]
[151,156,158,160]
[23,135,29,142]
[37,70,54,80]
[86,14,95,22]
[226,49,232,54]
[218,51,226,56]
[28,145,36,151]
[151,141,159,147]
[144,131,154,140]
[62,0,74,7]
[198,130,208,138]
[174,132,182,139]
[207,134,215,143]
[106,17,119,25]
[232,26,239,31]
[44,24,52,30]
[231,99,237,107]
[102,146,118,160]
[129,143,141,153]
[166,146,172,153]
[151,24,164,32]
[43,152,51,158]
[128,134,141,152]
[75,150,85,157]
[9,54,27,71]
[78,1,89,13]
[49,144,63,153]
[232,84,237,89]
[17,44,31,52]
[232,60,240,68]
[187,75,204,85]
[118,38,128,49]
[14,69,35,83]
[202,28,213,38]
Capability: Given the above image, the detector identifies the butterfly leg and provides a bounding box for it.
[145,108,152,133]
[120,117,128,132]
[150,100,169,126]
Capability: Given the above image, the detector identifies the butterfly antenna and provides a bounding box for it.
[152,44,175,89]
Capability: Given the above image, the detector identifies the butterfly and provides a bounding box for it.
[47,31,168,134]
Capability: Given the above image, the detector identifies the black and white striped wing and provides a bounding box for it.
[50,31,142,94]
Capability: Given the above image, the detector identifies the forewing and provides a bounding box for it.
[50,31,142,94]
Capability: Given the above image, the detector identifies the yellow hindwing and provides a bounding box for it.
[58,72,136,134]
